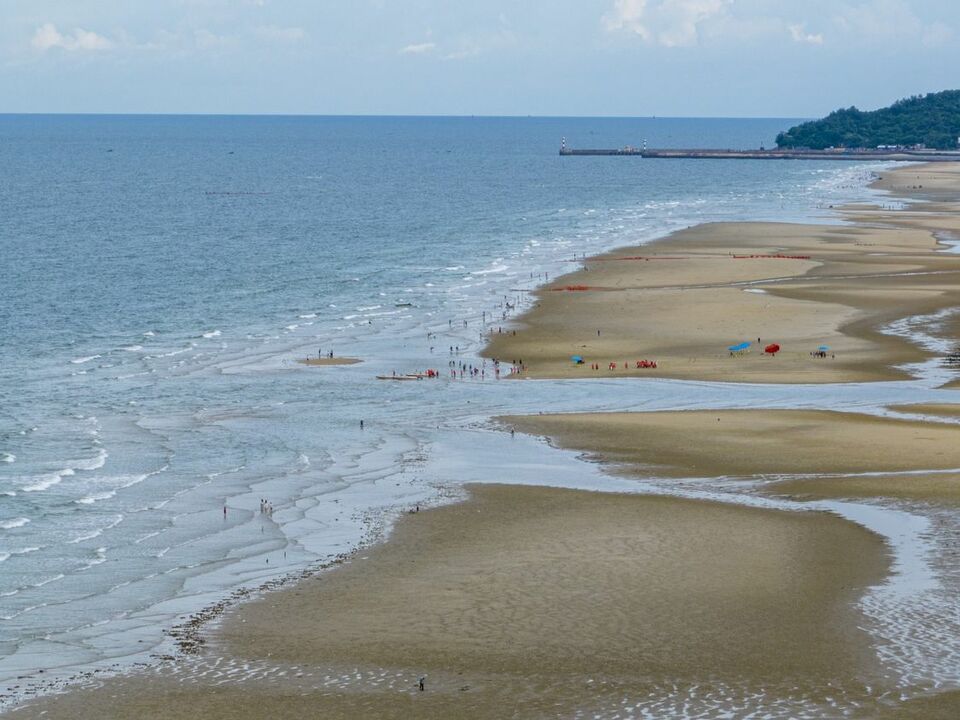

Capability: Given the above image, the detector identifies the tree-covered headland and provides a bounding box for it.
[776,90,960,150]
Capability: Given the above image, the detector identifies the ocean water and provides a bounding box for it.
[1,115,955,707]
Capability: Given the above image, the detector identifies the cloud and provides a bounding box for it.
[788,23,823,45]
[399,42,436,55]
[832,0,953,47]
[604,0,651,40]
[603,0,732,47]
[31,23,112,52]
[255,25,306,44]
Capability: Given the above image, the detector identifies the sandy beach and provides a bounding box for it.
[483,164,960,384]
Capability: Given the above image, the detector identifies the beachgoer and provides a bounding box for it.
[360,420,364,429]
[419,676,425,692]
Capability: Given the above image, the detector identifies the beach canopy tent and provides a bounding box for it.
[728,342,751,352]
[764,343,781,355]
[571,355,584,364]
[818,345,830,351]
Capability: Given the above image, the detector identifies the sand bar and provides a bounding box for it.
[505,409,960,478]
[15,484,889,719]
[506,409,960,503]
[298,356,361,366]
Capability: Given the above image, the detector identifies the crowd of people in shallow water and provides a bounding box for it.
[449,354,526,380]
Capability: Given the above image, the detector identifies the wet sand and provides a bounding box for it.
[484,164,960,384]
[15,484,889,719]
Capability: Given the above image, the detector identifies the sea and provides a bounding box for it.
[1,115,959,711]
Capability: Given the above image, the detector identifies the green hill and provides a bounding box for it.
[776,90,960,150]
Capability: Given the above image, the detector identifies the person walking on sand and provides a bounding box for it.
[419,676,425,692]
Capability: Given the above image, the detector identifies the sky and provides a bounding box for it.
[1,0,959,117]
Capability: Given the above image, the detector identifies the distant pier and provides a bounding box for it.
[559,145,960,162]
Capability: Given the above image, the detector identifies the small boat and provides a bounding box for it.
[395,302,413,307]
[376,375,419,381]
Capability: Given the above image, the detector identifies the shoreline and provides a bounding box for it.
[7,165,960,720]
[483,164,960,385]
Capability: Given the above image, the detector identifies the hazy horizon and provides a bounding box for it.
[0,111,812,119]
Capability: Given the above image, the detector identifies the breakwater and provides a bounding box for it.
[560,147,960,161]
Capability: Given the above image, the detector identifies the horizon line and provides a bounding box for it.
[0,111,809,121]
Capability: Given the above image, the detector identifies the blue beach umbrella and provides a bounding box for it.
[571,355,583,363]
[728,342,751,352]
[818,345,829,351]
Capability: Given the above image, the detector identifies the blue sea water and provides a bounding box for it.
[0,115,927,698]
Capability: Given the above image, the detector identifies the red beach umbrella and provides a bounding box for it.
[764,343,780,355]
